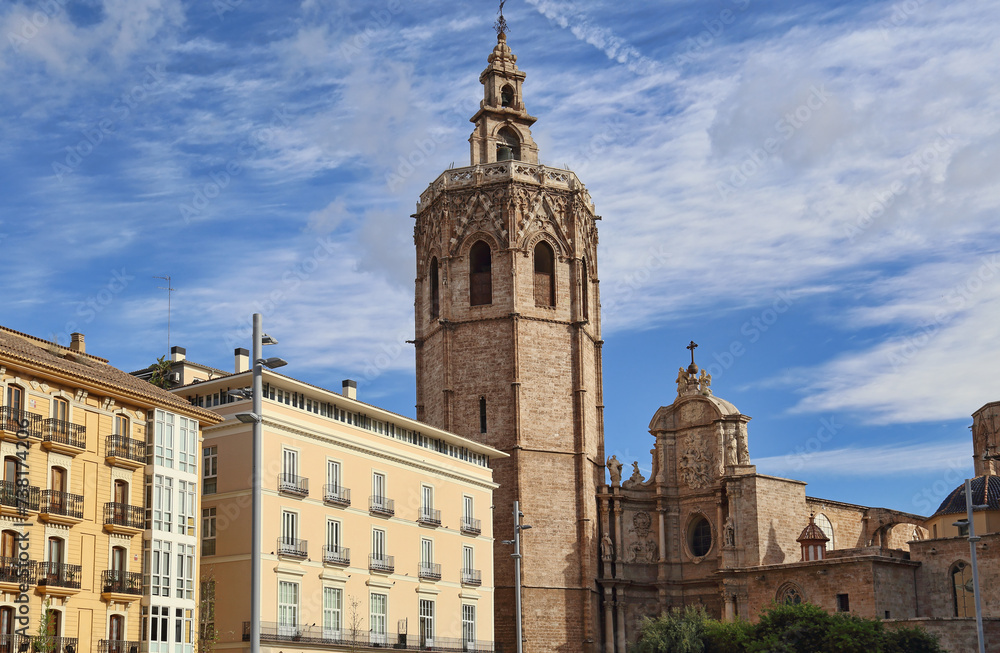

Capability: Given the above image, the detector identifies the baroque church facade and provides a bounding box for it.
[412,29,999,653]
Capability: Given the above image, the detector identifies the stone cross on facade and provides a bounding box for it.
[686,340,698,366]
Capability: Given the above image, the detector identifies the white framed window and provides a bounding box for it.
[203,446,218,494]
[153,475,173,532]
[421,485,434,521]
[421,538,433,566]
[154,410,175,468]
[463,495,474,523]
[114,414,129,437]
[327,519,342,550]
[372,528,386,560]
[369,593,387,646]
[202,508,216,556]
[177,480,196,535]
[150,540,171,597]
[323,587,342,639]
[462,604,476,647]
[372,472,386,503]
[463,545,474,571]
[327,460,341,490]
[178,415,197,473]
[282,511,298,543]
[278,581,299,636]
[419,599,434,647]
[283,448,299,478]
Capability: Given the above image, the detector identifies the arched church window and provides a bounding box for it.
[500,84,514,108]
[581,259,589,320]
[777,583,803,605]
[533,241,555,307]
[952,561,973,617]
[429,257,440,319]
[496,127,521,161]
[815,513,834,550]
[688,516,712,557]
[469,241,492,306]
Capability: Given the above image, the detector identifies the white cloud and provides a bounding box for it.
[754,440,971,477]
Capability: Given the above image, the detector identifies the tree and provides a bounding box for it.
[347,595,364,653]
[198,572,218,653]
[631,606,708,653]
[33,600,55,653]
[148,355,173,389]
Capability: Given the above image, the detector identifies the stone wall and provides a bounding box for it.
[911,532,1000,619]
[885,618,1000,653]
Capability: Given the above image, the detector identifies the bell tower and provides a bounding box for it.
[412,30,605,653]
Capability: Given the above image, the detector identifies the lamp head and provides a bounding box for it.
[235,412,260,424]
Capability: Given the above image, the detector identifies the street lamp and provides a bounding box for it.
[958,478,989,653]
[502,501,531,653]
[236,314,284,653]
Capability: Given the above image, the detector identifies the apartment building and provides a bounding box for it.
[0,327,220,653]
[171,354,503,652]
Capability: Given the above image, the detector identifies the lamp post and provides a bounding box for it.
[234,314,285,653]
[955,478,988,653]
[502,501,531,653]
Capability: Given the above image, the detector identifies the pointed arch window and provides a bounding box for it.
[952,561,973,617]
[533,241,555,307]
[469,241,492,306]
[581,259,589,320]
[815,513,834,550]
[496,127,521,161]
[429,257,440,319]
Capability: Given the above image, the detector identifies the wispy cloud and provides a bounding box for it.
[755,440,971,477]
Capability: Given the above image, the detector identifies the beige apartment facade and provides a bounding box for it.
[175,363,502,652]
[0,326,220,653]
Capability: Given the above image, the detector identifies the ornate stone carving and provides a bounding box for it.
[622,461,645,489]
[724,424,738,467]
[601,534,615,562]
[645,539,658,563]
[606,455,623,487]
[698,369,712,396]
[737,426,750,465]
[679,438,713,489]
[632,511,652,538]
[724,516,736,548]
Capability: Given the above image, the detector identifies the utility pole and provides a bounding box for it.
[960,478,987,653]
[503,501,531,653]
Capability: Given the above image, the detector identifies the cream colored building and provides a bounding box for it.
[0,326,220,653]
[172,355,502,652]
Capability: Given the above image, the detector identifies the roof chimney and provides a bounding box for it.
[342,379,357,400]
[70,333,85,354]
[171,346,186,362]
[235,348,249,374]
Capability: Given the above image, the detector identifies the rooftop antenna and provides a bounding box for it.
[495,0,508,37]
[154,275,175,354]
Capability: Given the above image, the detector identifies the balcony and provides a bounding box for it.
[323,484,351,507]
[43,637,79,653]
[322,545,350,566]
[0,406,42,442]
[0,556,35,592]
[99,640,141,653]
[103,502,144,536]
[0,480,40,518]
[101,569,142,602]
[418,562,441,581]
[277,537,307,559]
[461,517,482,536]
[418,508,442,527]
[0,634,33,653]
[369,495,394,517]
[41,418,86,454]
[278,473,309,497]
[105,435,146,469]
[368,554,394,574]
[244,621,495,651]
[36,561,82,597]
[39,490,84,525]
[461,568,482,587]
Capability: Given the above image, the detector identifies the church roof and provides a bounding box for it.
[797,516,830,543]
[933,475,1000,516]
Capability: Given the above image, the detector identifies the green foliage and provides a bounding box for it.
[631,601,944,653]
[148,355,173,389]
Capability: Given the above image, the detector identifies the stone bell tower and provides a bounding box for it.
[412,30,605,653]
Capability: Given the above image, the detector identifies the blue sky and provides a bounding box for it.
[2,0,998,516]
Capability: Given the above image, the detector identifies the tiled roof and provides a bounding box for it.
[933,475,1000,516]
[797,517,830,543]
[0,326,221,423]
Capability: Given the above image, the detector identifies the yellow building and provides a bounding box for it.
[173,356,503,652]
[0,327,221,653]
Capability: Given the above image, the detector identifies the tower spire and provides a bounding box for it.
[495,0,508,38]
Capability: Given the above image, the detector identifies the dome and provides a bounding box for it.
[933,475,1000,517]
[797,516,830,543]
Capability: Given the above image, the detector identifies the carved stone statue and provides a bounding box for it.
[737,427,750,465]
[645,539,658,563]
[601,534,615,562]
[725,425,738,467]
[675,367,688,395]
[699,369,712,396]
[724,517,736,548]
[622,461,645,489]
[607,455,624,487]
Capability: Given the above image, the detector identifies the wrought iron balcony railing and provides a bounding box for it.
[105,435,146,463]
[44,637,79,653]
[418,508,442,526]
[0,634,33,653]
[0,556,35,585]
[461,517,482,535]
[0,406,42,438]
[243,621,495,651]
[461,568,482,587]
[41,490,84,519]
[42,418,86,449]
[103,502,144,529]
[0,480,40,513]
[278,473,308,497]
[368,554,394,573]
[101,569,142,595]
[322,545,350,566]
[98,640,141,653]
[419,562,442,581]
[277,537,307,558]
[37,561,82,589]
[369,495,394,517]
[323,484,350,507]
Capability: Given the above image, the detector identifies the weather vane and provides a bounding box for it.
[495,0,508,37]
